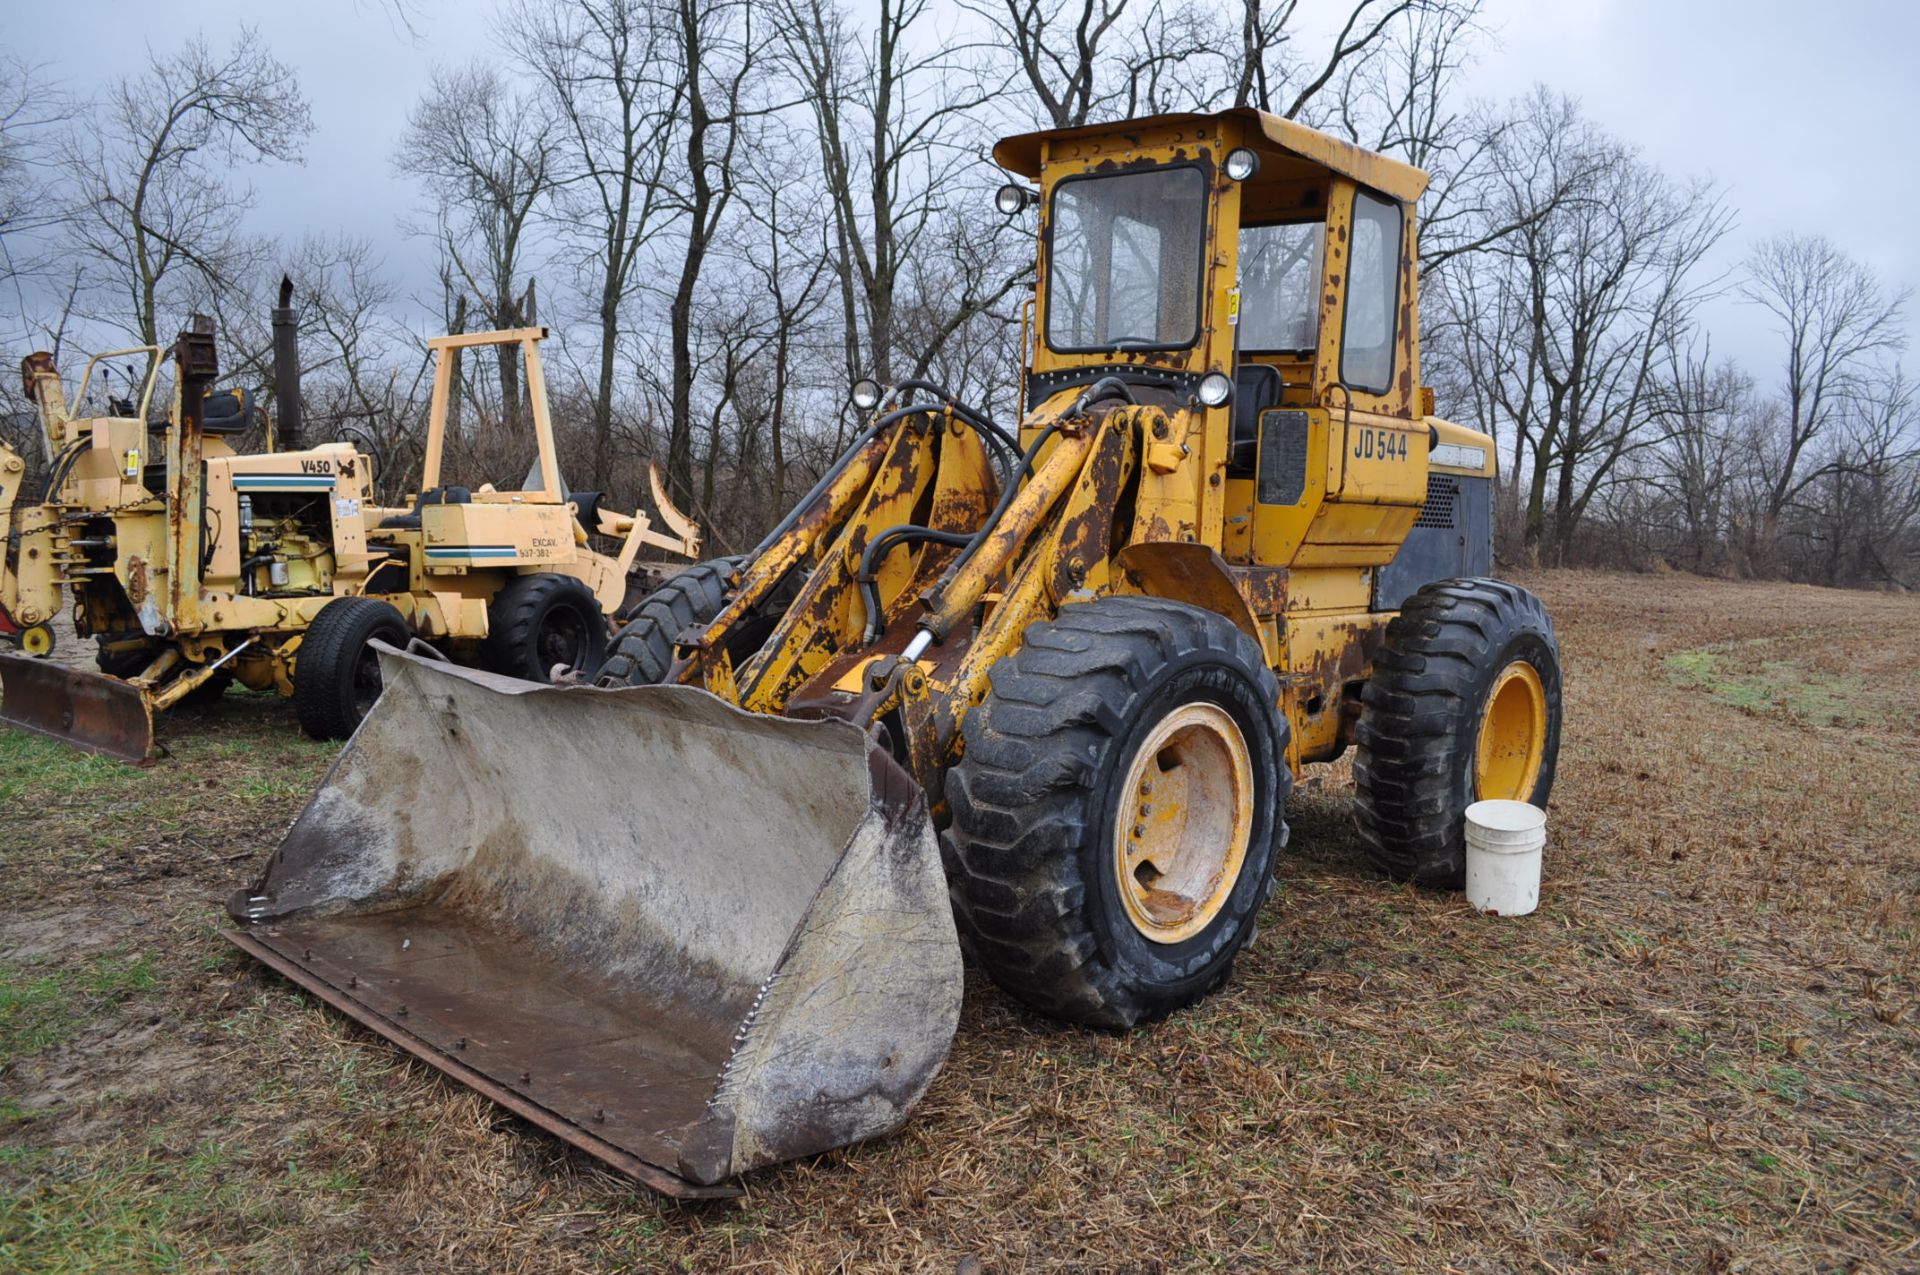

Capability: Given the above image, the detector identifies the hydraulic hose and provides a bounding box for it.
[856,527,975,643]
[36,439,88,503]
[1071,376,1138,413]
[854,419,1063,650]
[885,379,1026,477]
[746,414,900,560]
[938,421,1061,582]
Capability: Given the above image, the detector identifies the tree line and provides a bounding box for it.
[0,1,1912,585]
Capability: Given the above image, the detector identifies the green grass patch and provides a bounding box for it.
[0,732,140,807]
[0,952,158,1069]
[1663,644,1869,727]
[0,1138,245,1273]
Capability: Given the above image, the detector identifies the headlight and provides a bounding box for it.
[995,183,1034,215]
[1224,148,1261,182]
[850,378,883,412]
[1197,372,1233,408]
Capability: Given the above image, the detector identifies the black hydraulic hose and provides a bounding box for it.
[748,398,1015,562]
[1071,376,1138,413]
[938,420,1062,584]
[746,413,900,560]
[853,419,1063,649]
[37,440,88,503]
[856,527,975,643]
[886,379,1026,475]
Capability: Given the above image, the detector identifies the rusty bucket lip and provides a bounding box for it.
[225,926,744,1200]
[0,651,156,765]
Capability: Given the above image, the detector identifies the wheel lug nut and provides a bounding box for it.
[1132,824,1145,839]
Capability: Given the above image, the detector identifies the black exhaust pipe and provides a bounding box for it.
[271,275,303,453]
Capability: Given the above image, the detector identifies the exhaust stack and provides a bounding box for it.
[271,275,303,452]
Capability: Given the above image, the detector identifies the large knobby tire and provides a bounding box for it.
[1353,578,1562,889]
[946,596,1291,1029]
[594,555,799,687]
[294,597,411,741]
[482,573,608,683]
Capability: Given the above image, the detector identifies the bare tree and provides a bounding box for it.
[739,149,832,512]
[506,0,679,487]
[59,30,311,349]
[396,63,558,436]
[1741,234,1910,552]
[1644,344,1754,572]
[973,0,1223,128]
[656,0,772,504]
[0,52,73,336]
[1441,90,1729,562]
[778,0,1018,389]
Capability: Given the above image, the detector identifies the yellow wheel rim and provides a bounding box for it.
[20,625,54,658]
[1113,703,1255,945]
[1474,660,1547,801]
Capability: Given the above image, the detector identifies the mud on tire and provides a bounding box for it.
[945,596,1290,1029]
[1353,578,1562,890]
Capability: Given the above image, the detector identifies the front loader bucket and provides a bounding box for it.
[226,647,962,1196]
[0,652,155,764]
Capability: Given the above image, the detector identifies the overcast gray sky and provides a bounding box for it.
[5,0,1916,376]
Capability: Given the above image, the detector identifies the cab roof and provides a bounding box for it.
[992,107,1429,204]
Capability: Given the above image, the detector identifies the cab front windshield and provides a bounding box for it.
[1045,166,1207,351]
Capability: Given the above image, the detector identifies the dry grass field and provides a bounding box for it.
[2,569,1917,1273]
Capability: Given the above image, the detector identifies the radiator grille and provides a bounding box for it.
[1415,475,1459,529]
[1256,411,1310,506]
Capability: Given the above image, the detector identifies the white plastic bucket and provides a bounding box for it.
[1464,799,1547,917]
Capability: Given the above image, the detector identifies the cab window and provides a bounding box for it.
[1238,220,1324,352]
[1340,191,1402,394]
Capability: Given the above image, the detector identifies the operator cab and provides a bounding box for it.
[994,108,1493,588]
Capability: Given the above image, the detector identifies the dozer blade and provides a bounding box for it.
[0,652,155,764]
[226,646,962,1196]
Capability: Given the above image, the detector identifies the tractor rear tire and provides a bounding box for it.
[482,573,607,683]
[594,555,801,687]
[294,597,411,741]
[1353,578,1562,889]
[946,596,1290,1029]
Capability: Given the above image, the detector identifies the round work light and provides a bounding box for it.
[995,183,1034,215]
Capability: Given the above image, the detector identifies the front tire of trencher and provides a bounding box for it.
[294,597,412,741]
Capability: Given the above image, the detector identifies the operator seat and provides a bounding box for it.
[375,485,473,530]
[1228,364,1284,477]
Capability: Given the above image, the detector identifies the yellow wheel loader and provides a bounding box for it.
[0,285,698,762]
[228,109,1563,1196]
